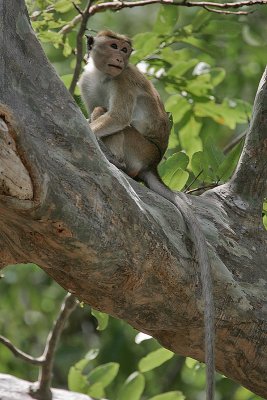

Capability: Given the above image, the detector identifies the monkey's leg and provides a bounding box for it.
[121,127,161,178]
[98,138,127,171]
[89,107,127,170]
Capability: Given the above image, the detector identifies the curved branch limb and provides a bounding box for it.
[0,336,44,366]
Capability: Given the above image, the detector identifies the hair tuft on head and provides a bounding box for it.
[96,30,132,47]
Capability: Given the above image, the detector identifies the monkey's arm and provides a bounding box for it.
[90,91,135,138]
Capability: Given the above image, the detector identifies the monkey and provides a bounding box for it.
[78,30,215,400]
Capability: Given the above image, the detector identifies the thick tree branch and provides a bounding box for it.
[1,1,267,398]
[228,68,267,203]
[208,68,267,218]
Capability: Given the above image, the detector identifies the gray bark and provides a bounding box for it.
[0,0,266,398]
[0,374,92,400]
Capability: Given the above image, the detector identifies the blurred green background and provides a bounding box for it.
[1,1,266,399]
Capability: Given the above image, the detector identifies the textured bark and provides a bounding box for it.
[0,0,266,398]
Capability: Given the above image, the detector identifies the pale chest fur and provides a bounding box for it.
[79,60,112,113]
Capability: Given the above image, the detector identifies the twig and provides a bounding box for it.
[30,293,78,400]
[186,182,219,194]
[0,336,44,365]
[58,0,267,35]
[72,2,83,15]
[223,130,247,154]
[184,170,203,192]
[0,293,78,400]
[203,5,253,13]
[69,0,94,96]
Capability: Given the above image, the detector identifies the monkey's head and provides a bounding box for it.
[86,30,133,77]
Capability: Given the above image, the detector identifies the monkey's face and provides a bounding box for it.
[92,37,132,77]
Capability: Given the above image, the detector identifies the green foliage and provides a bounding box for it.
[148,392,185,400]
[68,359,119,398]
[91,309,109,331]
[129,8,254,192]
[138,348,174,373]
[5,3,266,400]
[117,372,145,400]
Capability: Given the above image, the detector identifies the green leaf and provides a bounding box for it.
[209,67,226,87]
[117,372,145,400]
[194,99,251,129]
[217,141,243,181]
[181,36,216,56]
[91,309,109,331]
[168,59,199,77]
[87,362,119,389]
[159,152,189,190]
[202,20,241,36]
[148,391,185,400]
[165,95,191,124]
[63,37,72,57]
[191,151,210,181]
[38,31,63,46]
[192,10,211,31]
[186,74,213,96]
[131,33,161,63]
[68,358,90,393]
[204,137,225,176]
[154,6,179,34]
[179,114,202,157]
[185,357,199,369]
[54,0,79,13]
[84,348,100,361]
[138,348,174,372]
[88,382,105,398]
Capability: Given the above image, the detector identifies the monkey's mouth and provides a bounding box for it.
[108,64,123,70]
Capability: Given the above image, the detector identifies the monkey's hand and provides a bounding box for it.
[91,107,107,122]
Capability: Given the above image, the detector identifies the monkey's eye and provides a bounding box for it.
[110,43,118,49]
[121,47,128,53]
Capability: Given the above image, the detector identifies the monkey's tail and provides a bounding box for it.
[139,169,215,400]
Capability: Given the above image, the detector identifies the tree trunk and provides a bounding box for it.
[0,0,266,397]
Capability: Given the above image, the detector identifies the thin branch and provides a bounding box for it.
[31,293,78,400]
[0,293,78,400]
[72,2,83,15]
[203,5,253,13]
[89,0,267,13]
[185,130,246,194]
[69,0,94,96]
[58,0,267,36]
[223,130,247,154]
[186,182,219,194]
[0,336,44,366]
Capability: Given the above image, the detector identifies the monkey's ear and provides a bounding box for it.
[85,34,94,51]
